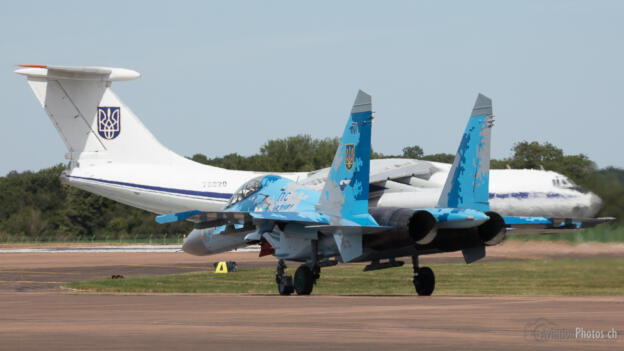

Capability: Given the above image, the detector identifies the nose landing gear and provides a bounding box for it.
[276,259,294,296]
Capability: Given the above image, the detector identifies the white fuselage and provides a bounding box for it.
[62,158,602,219]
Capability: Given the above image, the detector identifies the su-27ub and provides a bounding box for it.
[14,65,611,259]
[157,91,610,296]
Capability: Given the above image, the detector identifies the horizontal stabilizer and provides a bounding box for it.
[15,65,140,81]
[503,216,615,233]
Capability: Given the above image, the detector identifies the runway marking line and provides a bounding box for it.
[0,280,66,284]
[0,270,80,275]
[125,264,210,270]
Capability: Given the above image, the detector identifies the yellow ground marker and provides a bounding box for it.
[215,261,228,274]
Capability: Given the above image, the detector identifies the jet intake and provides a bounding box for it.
[369,207,437,245]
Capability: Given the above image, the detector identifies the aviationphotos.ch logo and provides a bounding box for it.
[97,106,121,140]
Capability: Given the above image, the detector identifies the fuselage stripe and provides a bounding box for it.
[66,175,232,200]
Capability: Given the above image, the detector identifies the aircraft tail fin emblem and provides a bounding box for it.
[344,144,355,171]
[97,106,121,140]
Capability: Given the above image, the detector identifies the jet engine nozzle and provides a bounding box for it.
[478,211,506,245]
[408,210,437,245]
[368,207,438,245]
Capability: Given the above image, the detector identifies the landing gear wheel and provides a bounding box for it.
[414,266,435,296]
[294,265,314,295]
[278,276,294,296]
[275,259,293,296]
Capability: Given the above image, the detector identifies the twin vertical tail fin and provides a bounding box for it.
[437,94,494,212]
[317,90,374,225]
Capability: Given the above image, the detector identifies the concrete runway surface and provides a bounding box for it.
[1,242,623,350]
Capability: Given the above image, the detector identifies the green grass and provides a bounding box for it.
[508,225,624,243]
[66,258,624,296]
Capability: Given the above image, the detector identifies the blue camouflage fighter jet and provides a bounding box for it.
[157,91,586,296]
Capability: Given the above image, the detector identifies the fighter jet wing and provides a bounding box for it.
[249,211,329,225]
[156,210,331,226]
[156,210,253,226]
[503,216,615,234]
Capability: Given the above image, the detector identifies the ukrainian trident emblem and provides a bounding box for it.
[97,106,121,140]
[344,144,355,171]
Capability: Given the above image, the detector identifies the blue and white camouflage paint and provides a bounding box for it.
[317,90,377,227]
[437,94,493,212]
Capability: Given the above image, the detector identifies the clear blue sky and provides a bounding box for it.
[1,1,622,176]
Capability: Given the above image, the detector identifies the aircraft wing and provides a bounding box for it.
[301,158,439,190]
[156,210,253,226]
[249,211,328,225]
[503,216,615,234]
[156,210,331,226]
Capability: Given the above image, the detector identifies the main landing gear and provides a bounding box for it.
[412,256,435,296]
[275,259,320,296]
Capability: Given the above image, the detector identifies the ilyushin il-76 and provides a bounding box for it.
[157,91,609,295]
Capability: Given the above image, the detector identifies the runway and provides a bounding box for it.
[1,242,623,350]
[0,244,261,253]
[1,293,622,350]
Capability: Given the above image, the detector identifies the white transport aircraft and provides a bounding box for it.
[14,65,604,254]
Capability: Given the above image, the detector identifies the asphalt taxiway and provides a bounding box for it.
[0,242,622,350]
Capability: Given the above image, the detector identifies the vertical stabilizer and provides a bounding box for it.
[317,90,374,225]
[437,94,494,212]
[15,66,183,165]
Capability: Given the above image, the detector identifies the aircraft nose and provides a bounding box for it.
[182,230,209,256]
[587,192,603,217]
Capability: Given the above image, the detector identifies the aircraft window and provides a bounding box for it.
[552,177,587,193]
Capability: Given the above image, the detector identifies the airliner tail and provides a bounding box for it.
[15,65,183,166]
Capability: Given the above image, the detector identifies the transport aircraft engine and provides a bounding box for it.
[368,207,437,245]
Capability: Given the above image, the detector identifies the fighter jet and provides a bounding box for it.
[157,91,604,295]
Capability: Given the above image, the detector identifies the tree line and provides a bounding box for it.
[1,135,622,242]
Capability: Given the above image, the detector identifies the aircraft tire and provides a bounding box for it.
[278,275,294,296]
[414,266,435,296]
[294,265,314,295]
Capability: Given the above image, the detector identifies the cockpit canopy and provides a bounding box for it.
[552,176,587,193]
[226,175,281,208]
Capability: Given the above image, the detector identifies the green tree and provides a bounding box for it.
[422,153,455,163]
[402,145,424,159]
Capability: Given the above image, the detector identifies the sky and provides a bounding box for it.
[1,1,622,176]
